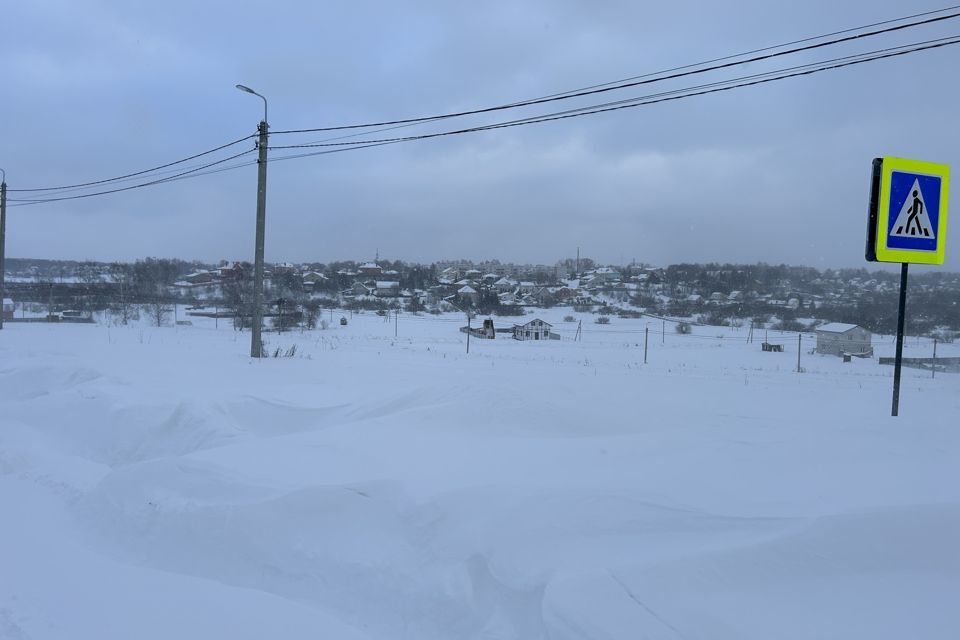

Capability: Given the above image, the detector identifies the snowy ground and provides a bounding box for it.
[1,311,958,639]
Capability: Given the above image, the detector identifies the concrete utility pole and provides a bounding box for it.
[237,84,269,358]
[0,169,6,331]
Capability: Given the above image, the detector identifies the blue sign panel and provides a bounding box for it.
[886,170,941,252]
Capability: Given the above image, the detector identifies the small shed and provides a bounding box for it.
[460,317,497,339]
[2,298,13,321]
[815,323,872,356]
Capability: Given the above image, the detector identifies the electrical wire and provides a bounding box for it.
[265,36,960,162]
[7,149,256,206]
[269,37,948,151]
[7,133,256,193]
[270,7,960,136]
[9,152,260,199]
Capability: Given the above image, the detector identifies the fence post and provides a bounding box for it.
[932,338,938,379]
[796,334,802,373]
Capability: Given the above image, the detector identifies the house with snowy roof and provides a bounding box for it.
[512,318,559,341]
[494,277,517,293]
[302,271,327,286]
[351,282,374,297]
[358,262,383,277]
[457,285,480,305]
[591,267,622,283]
[815,323,872,357]
[374,281,400,298]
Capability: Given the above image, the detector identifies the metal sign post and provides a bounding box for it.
[866,156,950,417]
[891,264,909,416]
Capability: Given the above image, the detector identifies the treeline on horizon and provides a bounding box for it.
[4,257,958,336]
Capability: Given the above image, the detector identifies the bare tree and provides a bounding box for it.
[109,262,135,324]
[144,302,170,327]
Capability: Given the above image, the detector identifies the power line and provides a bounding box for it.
[10,12,959,207]
[7,149,256,206]
[9,152,260,199]
[7,133,256,193]
[271,7,960,136]
[264,37,960,160]
[268,39,925,150]
[251,3,960,153]
[482,5,960,106]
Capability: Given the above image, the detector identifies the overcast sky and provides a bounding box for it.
[3,0,960,271]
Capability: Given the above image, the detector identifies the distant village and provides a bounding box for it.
[3,256,960,339]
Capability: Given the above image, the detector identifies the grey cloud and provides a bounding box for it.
[2,0,958,270]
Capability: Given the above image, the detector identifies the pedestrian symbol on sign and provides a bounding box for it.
[890,178,934,239]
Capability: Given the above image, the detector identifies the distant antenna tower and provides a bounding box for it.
[576,247,580,276]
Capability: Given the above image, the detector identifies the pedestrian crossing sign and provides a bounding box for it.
[866,156,949,264]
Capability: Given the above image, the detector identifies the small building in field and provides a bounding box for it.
[815,323,872,356]
[2,298,14,320]
[460,317,497,339]
[512,318,559,341]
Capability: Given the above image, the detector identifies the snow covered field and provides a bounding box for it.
[1,311,958,639]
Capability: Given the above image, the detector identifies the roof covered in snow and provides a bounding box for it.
[816,322,862,334]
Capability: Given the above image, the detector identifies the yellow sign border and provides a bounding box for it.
[875,156,949,264]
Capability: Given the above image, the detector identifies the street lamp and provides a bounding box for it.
[236,84,269,357]
[235,84,267,125]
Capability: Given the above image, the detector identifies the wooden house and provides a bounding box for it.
[512,318,559,341]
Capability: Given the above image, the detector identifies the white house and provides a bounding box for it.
[815,323,872,356]
[512,318,558,341]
